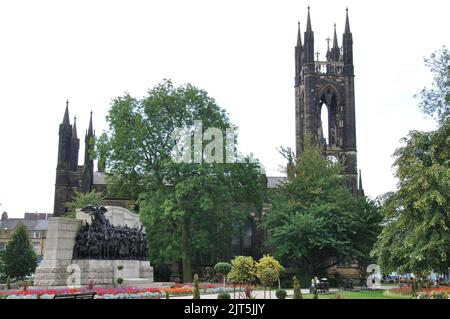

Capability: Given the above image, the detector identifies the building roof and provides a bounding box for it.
[0,219,48,231]
[267,176,287,188]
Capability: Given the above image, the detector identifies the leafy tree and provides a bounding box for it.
[373,48,450,275]
[98,80,265,282]
[263,141,381,279]
[64,190,104,218]
[414,46,449,125]
[227,256,257,299]
[255,255,284,299]
[372,122,450,273]
[2,224,37,280]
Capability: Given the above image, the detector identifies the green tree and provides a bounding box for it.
[255,255,284,299]
[372,48,450,275]
[98,80,265,282]
[372,122,450,273]
[64,190,104,218]
[263,141,381,279]
[414,46,449,125]
[2,224,37,280]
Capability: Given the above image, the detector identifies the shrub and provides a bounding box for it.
[293,276,302,299]
[431,291,448,299]
[165,291,170,299]
[6,276,11,290]
[256,255,284,299]
[116,277,123,285]
[215,262,232,286]
[227,256,257,299]
[313,287,318,299]
[218,292,231,299]
[193,274,200,299]
[275,289,287,299]
[117,265,124,271]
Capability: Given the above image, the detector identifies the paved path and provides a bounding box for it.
[171,286,398,299]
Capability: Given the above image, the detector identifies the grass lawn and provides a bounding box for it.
[298,290,411,299]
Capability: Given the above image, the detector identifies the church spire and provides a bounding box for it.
[344,7,351,34]
[330,23,340,62]
[333,23,339,49]
[342,7,354,75]
[62,99,70,126]
[87,111,94,137]
[297,21,302,48]
[72,116,78,139]
[303,6,315,67]
[306,6,312,33]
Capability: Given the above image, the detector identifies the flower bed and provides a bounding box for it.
[0,284,235,299]
[388,285,450,299]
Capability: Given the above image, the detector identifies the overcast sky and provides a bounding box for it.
[0,0,448,217]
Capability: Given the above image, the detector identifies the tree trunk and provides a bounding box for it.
[181,218,192,283]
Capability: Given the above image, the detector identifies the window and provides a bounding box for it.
[0,242,6,250]
[33,231,40,238]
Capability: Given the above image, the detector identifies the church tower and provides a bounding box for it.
[54,102,95,216]
[54,100,75,216]
[295,7,363,195]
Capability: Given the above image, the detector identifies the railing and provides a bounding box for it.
[314,61,343,75]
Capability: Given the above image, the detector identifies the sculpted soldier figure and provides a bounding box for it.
[73,205,149,260]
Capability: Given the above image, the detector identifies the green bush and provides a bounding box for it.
[117,265,124,271]
[275,289,287,299]
[431,291,448,299]
[116,277,123,285]
[217,292,231,299]
[293,276,302,299]
[214,262,232,275]
[193,274,200,299]
[165,291,170,299]
[6,276,11,290]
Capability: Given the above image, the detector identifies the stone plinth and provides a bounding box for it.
[33,218,83,287]
[33,207,154,289]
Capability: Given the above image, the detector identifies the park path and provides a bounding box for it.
[171,285,398,299]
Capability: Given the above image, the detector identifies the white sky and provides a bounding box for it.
[0,0,448,217]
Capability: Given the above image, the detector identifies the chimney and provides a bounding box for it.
[1,212,8,221]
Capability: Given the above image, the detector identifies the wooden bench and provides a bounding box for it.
[53,292,96,299]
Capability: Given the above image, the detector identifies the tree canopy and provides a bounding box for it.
[1,224,37,280]
[263,142,381,278]
[372,47,450,275]
[97,80,266,282]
